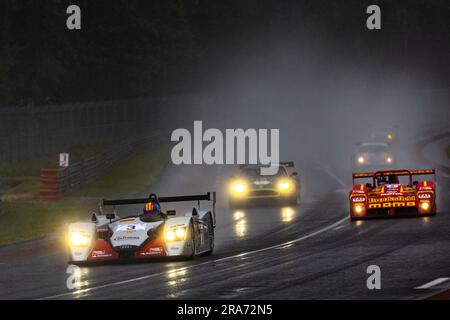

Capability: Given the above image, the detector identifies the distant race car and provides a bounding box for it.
[349,169,436,220]
[352,142,395,169]
[228,162,300,208]
[67,192,216,264]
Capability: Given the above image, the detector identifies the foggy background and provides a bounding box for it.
[0,0,448,173]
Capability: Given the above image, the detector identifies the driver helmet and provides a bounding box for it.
[388,174,399,184]
[143,200,161,217]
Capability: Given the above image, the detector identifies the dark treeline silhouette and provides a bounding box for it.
[0,0,448,107]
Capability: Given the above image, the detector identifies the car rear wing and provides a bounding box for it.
[103,192,217,226]
[352,169,436,184]
[239,161,294,169]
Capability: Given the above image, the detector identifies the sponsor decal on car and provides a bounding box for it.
[113,236,140,241]
[91,250,112,258]
[140,247,163,256]
[368,195,416,203]
[116,224,146,233]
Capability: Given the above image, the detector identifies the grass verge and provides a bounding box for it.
[0,146,169,245]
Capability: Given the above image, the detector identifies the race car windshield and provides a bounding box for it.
[359,144,389,153]
[240,167,287,178]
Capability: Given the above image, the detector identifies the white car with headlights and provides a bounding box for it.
[352,142,395,169]
[228,162,300,208]
[67,192,216,264]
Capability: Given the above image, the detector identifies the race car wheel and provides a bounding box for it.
[186,222,196,260]
[204,214,215,256]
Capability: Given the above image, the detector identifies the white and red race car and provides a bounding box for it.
[67,192,216,264]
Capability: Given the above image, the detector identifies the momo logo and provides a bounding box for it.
[368,202,416,209]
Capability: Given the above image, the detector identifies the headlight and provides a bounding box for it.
[357,156,365,164]
[354,204,364,215]
[234,183,245,193]
[387,133,393,140]
[69,232,91,247]
[420,202,430,211]
[277,179,293,193]
[166,227,187,242]
[230,180,248,196]
[175,228,186,239]
[386,156,392,163]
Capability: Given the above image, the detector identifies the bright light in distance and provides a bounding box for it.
[386,157,392,163]
[234,184,245,193]
[357,156,365,164]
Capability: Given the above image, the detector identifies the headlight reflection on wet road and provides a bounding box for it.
[281,207,296,222]
[233,210,247,237]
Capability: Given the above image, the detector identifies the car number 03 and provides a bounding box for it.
[221,304,273,315]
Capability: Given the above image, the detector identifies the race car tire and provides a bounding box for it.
[185,221,196,260]
[204,213,215,256]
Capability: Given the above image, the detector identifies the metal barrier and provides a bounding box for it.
[39,133,165,200]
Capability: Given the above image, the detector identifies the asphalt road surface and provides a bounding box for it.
[0,138,449,300]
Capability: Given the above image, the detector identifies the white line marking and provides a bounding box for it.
[333,226,344,231]
[415,278,450,289]
[37,216,347,300]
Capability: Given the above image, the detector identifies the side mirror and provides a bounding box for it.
[166,210,176,216]
[413,181,418,186]
[291,172,298,177]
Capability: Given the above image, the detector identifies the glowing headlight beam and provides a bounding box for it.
[233,184,245,193]
[69,232,90,246]
[420,202,430,211]
[175,228,186,239]
[166,227,187,242]
[354,205,364,215]
[165,230,176,241]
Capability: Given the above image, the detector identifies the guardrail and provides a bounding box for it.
[39,133,165,200]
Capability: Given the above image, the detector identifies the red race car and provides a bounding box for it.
[349,169,436,220]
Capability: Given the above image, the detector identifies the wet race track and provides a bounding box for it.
[0,127,449,300]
